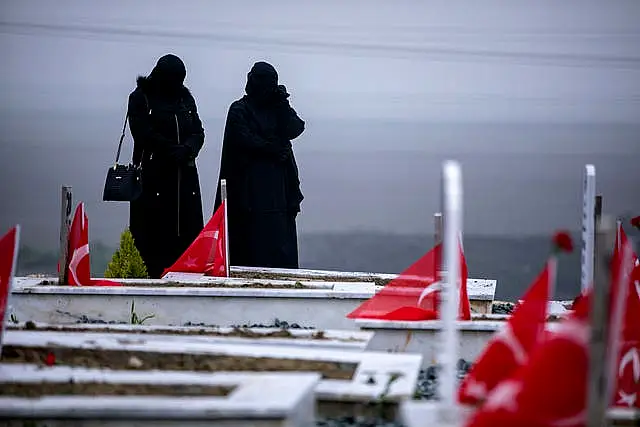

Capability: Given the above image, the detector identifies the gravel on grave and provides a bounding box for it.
[316,417,406,427]
[39,279,310,289]
[0,382,231,398]
[230,271,391,287]
[491,302,514,315]
[0,346,356,380]
[314,359,473,427]
[62,314,315,330]
[14,321,325,340]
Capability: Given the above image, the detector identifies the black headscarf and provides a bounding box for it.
[148,54,186,98]
[245,61,279,104]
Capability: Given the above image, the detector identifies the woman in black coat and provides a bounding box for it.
[214,61,305,269]
[128,54,205,278]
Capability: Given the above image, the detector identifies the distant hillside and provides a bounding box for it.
[15,231,588,301]
[299,231,584,301]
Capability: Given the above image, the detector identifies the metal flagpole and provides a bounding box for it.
[220,179,230,277]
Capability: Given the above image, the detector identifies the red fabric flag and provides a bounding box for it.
[204,203,227,278]
[66,203,121,287]
[614,282,640,409]
[458,257,555,405]
[615,223,639,300]
[163,202,227,277]
[466,237,634,427]
[346,240,471,321]
[611,224,640,409]
[0,225,20,353]
[458,242,472,320]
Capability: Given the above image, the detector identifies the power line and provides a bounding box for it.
[2,20,640,70]
[94,17,640,38]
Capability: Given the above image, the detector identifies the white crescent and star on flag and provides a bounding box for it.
[68,243,89,286]
[617,346,640,407]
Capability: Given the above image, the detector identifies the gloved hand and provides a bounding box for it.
[276,84,290,100]
[169,145,193,164]
[272,85,290,107]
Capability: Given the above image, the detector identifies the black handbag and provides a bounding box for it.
[102,113,143,202]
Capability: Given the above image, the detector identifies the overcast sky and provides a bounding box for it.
[3,0,640,121]
[1,0,640,247]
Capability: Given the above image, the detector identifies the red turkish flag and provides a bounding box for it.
[466,237,634,427]
[458,258,555,405]
[163,202,227,277]
[66,203,121,286]
[611,224,640,409]
[204,202,227,278]
[347,237,471,321]
[0,225,20,353]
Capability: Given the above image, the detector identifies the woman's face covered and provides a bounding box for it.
[245,61,279,103]
[149,54,186,97]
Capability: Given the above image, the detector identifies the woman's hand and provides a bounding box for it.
[169,145,194,164]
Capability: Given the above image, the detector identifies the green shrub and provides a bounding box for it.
[104,228,149,279]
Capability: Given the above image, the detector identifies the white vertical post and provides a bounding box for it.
[438,160,462,424]
[581,165,596,292]
[220,179,230,278]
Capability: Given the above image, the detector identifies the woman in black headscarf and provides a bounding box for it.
[214,61,305,268]
[128,54,205,278]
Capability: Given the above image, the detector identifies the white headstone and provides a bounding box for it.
[581,165,596,292]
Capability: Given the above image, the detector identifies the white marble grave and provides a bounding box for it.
[9,272,497,329]
[2,329,423,416]
[0,364,319,427]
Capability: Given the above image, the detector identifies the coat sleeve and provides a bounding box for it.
[278,101,305,141]
[182,94,205,158]
[128,91,176,164]
[225,102,285,156]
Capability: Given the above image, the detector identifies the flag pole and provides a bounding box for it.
[439,160,462,424]
[58,186,72,286]
[220,179,230,278]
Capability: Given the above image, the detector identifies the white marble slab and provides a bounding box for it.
[2,329,422,403]
[12,272,497,302]
[231,266,498,301]
[358,320,566,366]
[400,401,639,427]
[5,323,372,351]
[9,286,492,331]
[0,364,319,426]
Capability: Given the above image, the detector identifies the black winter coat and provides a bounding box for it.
[214,93,305,268]
[128,77,205,278]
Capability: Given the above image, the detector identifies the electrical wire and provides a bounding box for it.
[2,20,640,69]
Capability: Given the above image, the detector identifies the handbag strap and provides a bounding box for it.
[114,93,150,167]
[114,114,128,166]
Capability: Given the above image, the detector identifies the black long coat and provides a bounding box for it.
[128,76,205,278]
[214,88,305,269]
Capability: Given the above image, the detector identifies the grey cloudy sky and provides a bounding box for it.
[3,0,640,121]
[1,0,640,247]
